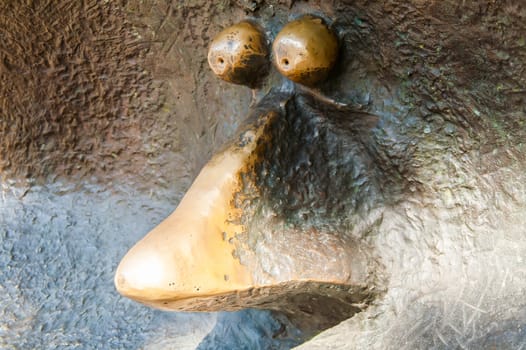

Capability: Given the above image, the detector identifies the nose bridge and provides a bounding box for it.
[114,104,280,309]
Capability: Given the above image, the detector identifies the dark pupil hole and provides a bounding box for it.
[218,57,224,64]
[282,58,289,66]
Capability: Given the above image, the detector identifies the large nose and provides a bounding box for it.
[115,107,277,310]
[115,90,375,316]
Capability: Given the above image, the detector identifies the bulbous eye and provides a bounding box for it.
[272,16,339,86]
[207,21,269,87]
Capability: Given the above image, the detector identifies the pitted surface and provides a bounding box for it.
[1,0,526,349]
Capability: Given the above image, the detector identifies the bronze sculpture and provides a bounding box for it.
[273,16,339,86]
[115,3,526,347]
[2,1,525,348]
[115,14,379,330]
[207,21,270,87]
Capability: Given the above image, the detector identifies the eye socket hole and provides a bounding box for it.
[281,58,289,66]
[217,57,224,65]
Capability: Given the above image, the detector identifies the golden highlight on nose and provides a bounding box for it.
[114,113,275,310]
[272,16,339,86]
[207,21,269,87]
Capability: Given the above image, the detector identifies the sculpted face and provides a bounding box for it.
[116,17,378,325]
[115,6,526,346]
[2,1,524,348]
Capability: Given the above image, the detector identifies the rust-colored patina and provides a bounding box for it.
[207,21,269,87]
[272,15,338,86]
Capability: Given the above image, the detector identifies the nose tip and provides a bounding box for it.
[114,244,169,300]
[114,204,255,308]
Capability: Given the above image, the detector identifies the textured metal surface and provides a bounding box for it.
[0,183,304,349]
[1,0,526,349]
[208,21,270,87]
[272,16,339,86]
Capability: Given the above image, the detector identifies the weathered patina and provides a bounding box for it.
[208,21,270,87]
[2,1,526,349]
[272,15,339,86]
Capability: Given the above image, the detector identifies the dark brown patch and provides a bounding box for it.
[0,1,161,183]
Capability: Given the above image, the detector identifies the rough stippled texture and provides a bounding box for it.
[0,1,158,181]
[0,1,296,349]
[0,0,254,189]
[2,0,526,349]
[231,91,383,294]
[251,93,382,230]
